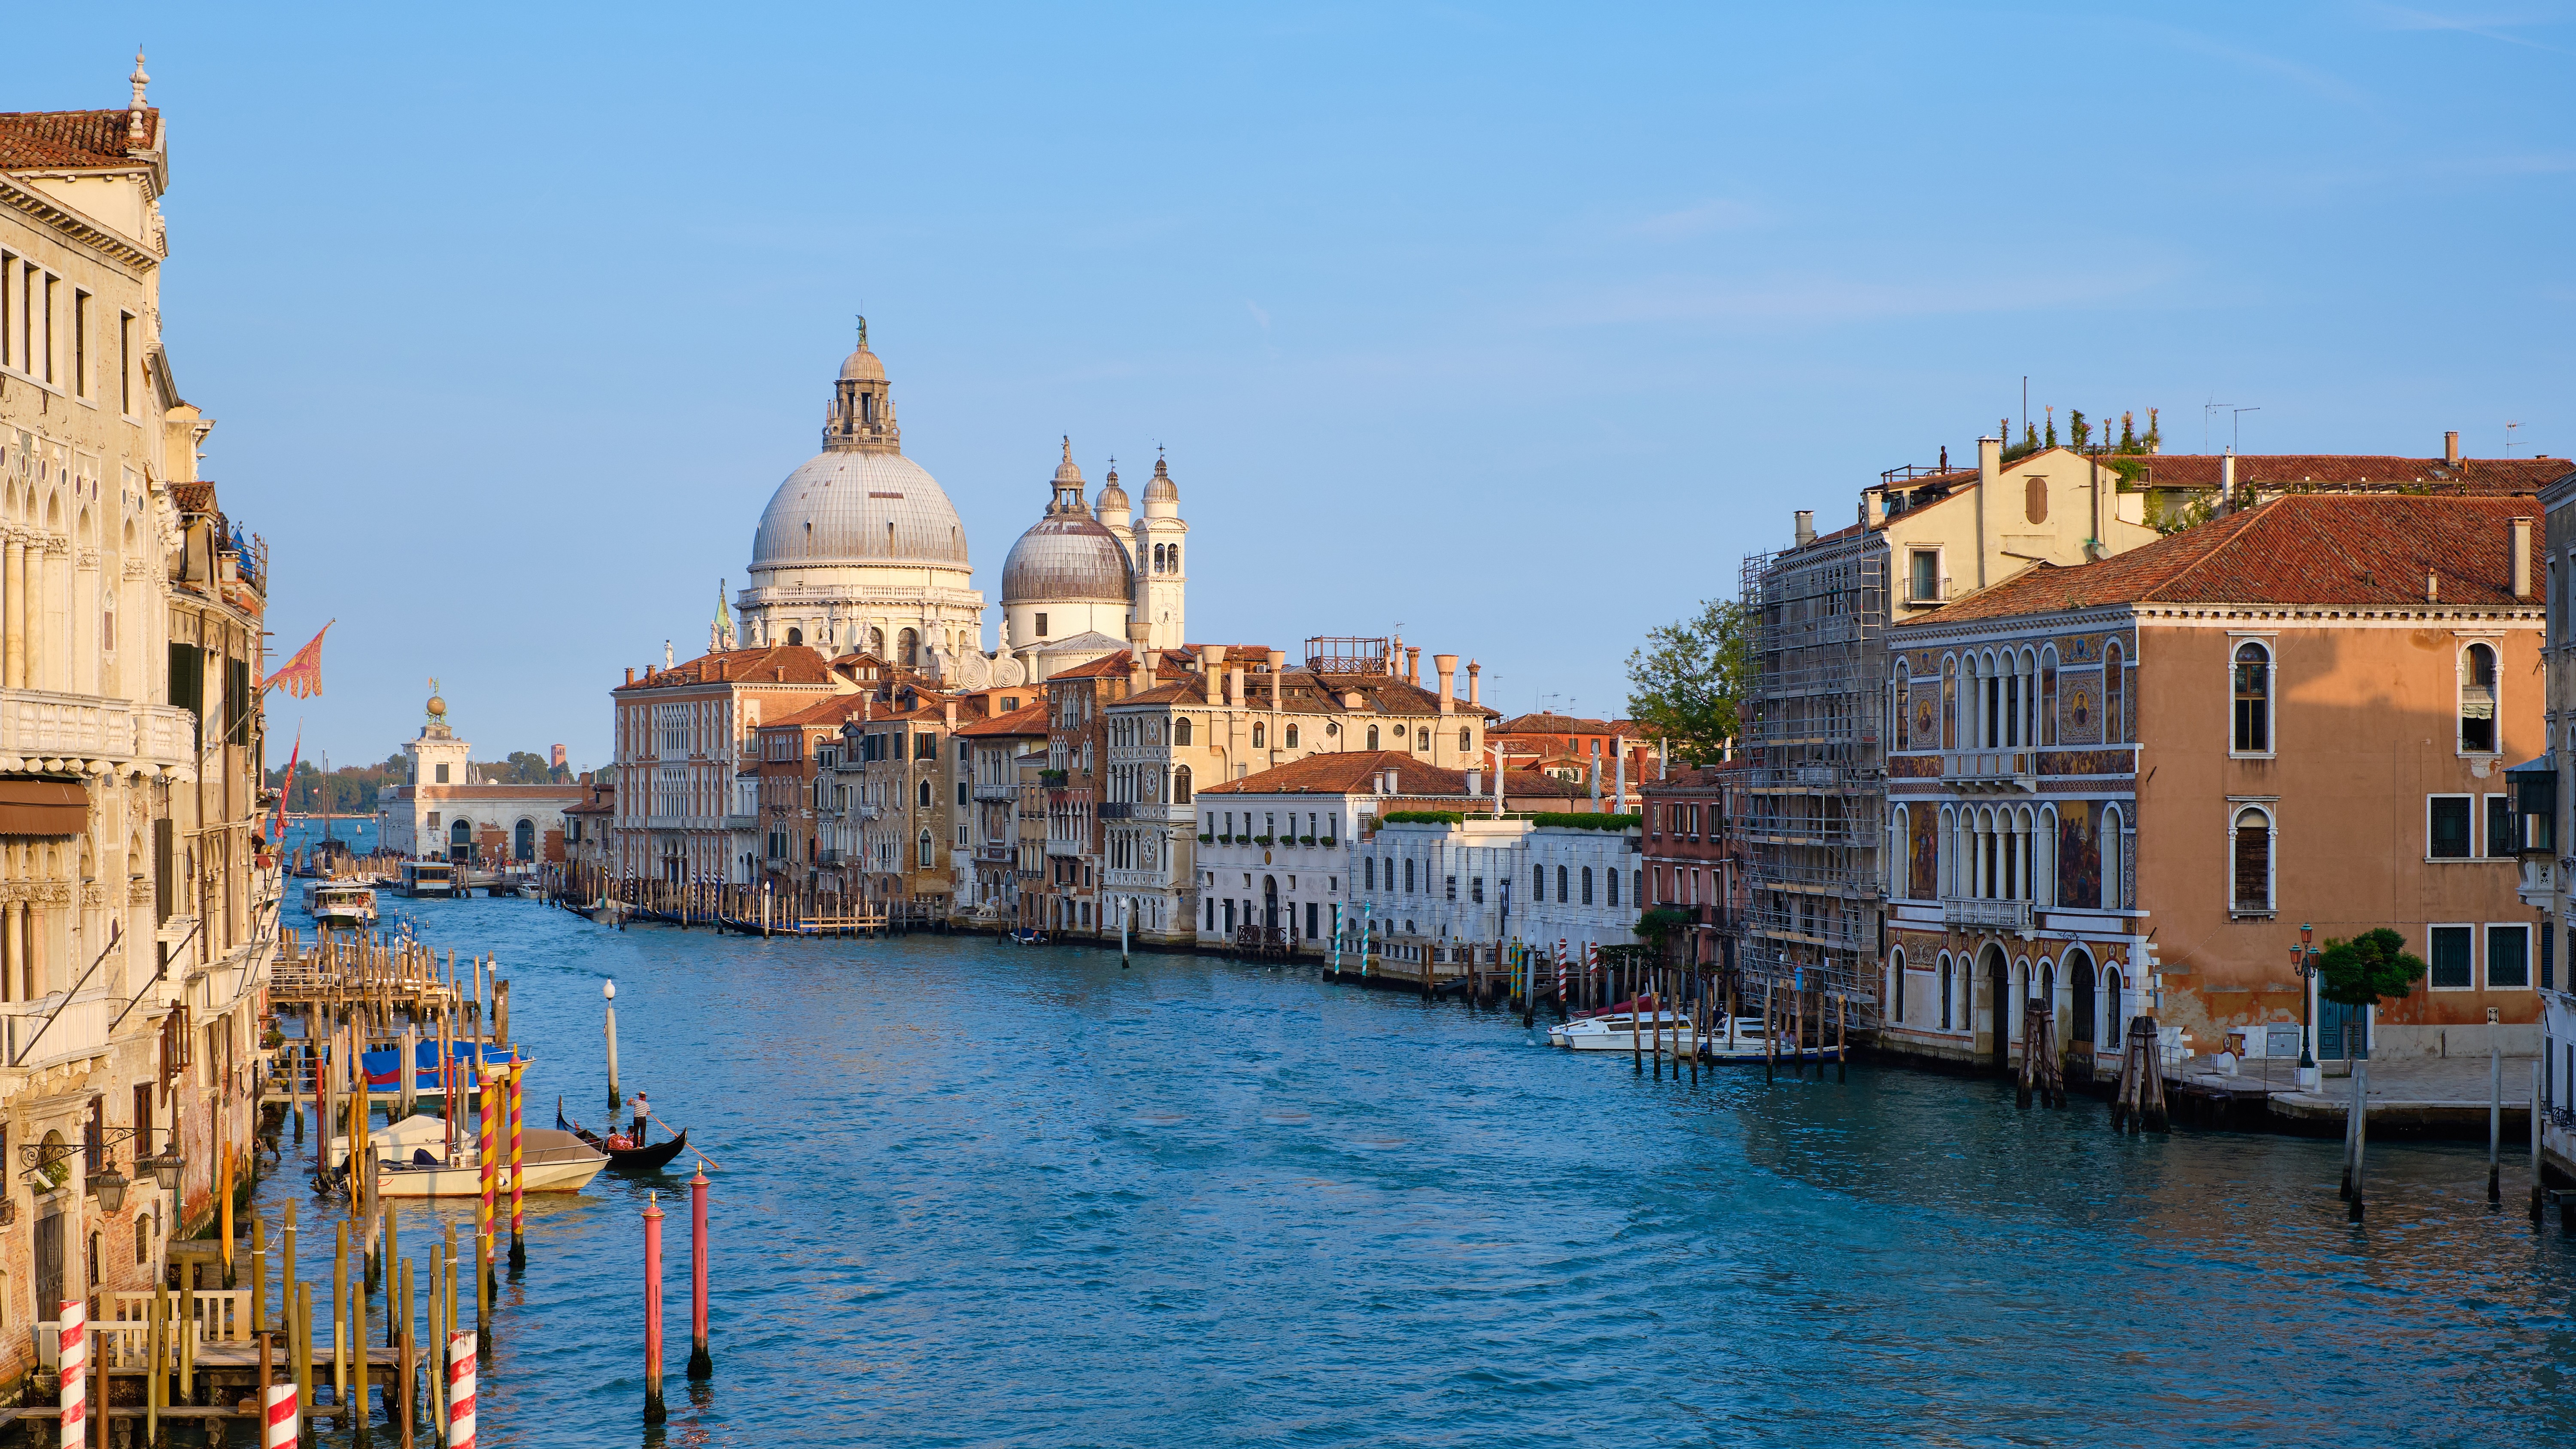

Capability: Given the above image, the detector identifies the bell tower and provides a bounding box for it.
[1134,452,1188,652]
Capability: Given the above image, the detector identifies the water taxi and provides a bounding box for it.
[400,859,458,899]
[1547,1006,1698,1052]
[301,880,377,930]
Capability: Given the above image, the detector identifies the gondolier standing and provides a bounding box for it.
[628,1091,650,1145]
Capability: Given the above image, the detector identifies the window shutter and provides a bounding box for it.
[2233,819,2268,909]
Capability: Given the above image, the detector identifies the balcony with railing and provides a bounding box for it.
[0,988,115,1074]
[0,692,200,776]
[1942,896,2033,931]
[972,782,1018,803]
[1942,750,2036,792]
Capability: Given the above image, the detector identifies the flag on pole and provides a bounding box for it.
[262,621,332,698]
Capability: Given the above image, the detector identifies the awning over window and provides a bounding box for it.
[0,779,86,837]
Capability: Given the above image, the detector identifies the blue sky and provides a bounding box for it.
[15,3,2573,769]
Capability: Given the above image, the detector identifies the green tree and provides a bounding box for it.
[2317,927,2427,1007]
[1624,597,1750,768]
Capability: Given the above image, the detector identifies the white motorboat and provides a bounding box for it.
[1695,1017,1844,1064]
[302,881,378,930]
[1548,1007,1698,1052]
[1548,1012,1847,1063]
[332,1112,609,1198]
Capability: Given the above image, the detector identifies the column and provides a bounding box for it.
[3,534,23,689]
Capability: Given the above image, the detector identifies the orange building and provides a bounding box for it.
[1883,493,2542,1075]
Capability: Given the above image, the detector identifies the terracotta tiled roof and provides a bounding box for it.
[1913,494,2546,624]
[619,644,838,691]
[1047,652,1132,680]
[170,482,216,516]
[0,109,158,170]
[1493,712,1634,736]
[958,702,1050,738]
[1198,750,1588,800]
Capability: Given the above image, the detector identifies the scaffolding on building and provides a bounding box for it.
[1736,542,1888,1026]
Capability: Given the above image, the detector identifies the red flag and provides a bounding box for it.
[272,726,299,850]
[264,621,331,699]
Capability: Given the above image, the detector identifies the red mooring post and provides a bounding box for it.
[687,1168,713,1380]
[643,1191,668,1424]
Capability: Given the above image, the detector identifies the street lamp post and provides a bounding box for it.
[2289,922,2321,1091]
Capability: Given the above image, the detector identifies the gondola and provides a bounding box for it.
[558,1099,692,1172]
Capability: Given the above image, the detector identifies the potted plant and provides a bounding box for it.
[1199,833,1214,844]
[1299,835,1316,847]
[1254,835,1273,846]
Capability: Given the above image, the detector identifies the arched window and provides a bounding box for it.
[1581,867,1595,905]
[1942,656,1958,749]
[1173,766,1191,803]
[1890,804,1908,897]
[2232,805,2272,914]
[917,779,933,808]
[1404,858,1416,893]
[1367,725,1380,749]
[2038,805,2057,907]
[1558,865,1569,901]
[1458,727,1470,753]
[2102,805,2124,911]
[1893,660,1911,750]
[2232,641,2271,753]
[2102,966,2125,1045]
[2068,948,2096,1044]
[1252,723,1266,748]
[1416,728,1430,751]
[2461,642,2499,753]
[918,829,935,867]
[513,819,535,861]
[898,628,920,666]
[1890,948,1907,1023]
[1939,954,1954,1031]
[2105,642,2125,745]
[1607,868,1619,906]
[1167,545,1179,572]
[1176,717,1192,746]
[1285,725,1300,749]
[2035,645,2057,747]
[1533,864,1546,901]
[787,626,804,647]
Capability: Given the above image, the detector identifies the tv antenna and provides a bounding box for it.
[2231,406,2260,453]
[2507,421,2522,456]
[2203,399,2232,453]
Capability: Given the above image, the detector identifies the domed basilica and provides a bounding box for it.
[728,323,1187,688]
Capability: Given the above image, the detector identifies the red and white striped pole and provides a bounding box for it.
[642,1191,667,1423]
[264,1382,296,1449]
[446,1331,476,1449]
[56,1299,83,1449]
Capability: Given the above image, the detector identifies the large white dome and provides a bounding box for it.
[750,450,970,569]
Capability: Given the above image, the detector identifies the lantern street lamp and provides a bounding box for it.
[2289,922,2322,1090]
[86,1164,127,1215]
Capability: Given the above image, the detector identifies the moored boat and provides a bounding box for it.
[303,880,378,930]
[334,1113,608,1197]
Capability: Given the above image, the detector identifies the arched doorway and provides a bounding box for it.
[1263,875,1279,930]
[1983,943,2009,1072]
[787,626,803,646]
[514,818,535,861]
[2068,948,2096,1054]
[449,817,471,864]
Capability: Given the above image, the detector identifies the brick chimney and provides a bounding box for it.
[2513,516,2533,597]
[1267,649,1286,711]
[624,667,635,686]
[1467,659,1481,708]
[1405,647,1421,687]
[1434,655,1457,716]
[2446,430,2462,465]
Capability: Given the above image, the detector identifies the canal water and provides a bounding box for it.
[252,889,2576,1447]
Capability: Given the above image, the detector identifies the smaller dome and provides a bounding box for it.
[839,345,885,381]
[1052,437,1084,489]
[1097,467,1130,514]
[1144,456,1179,508]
